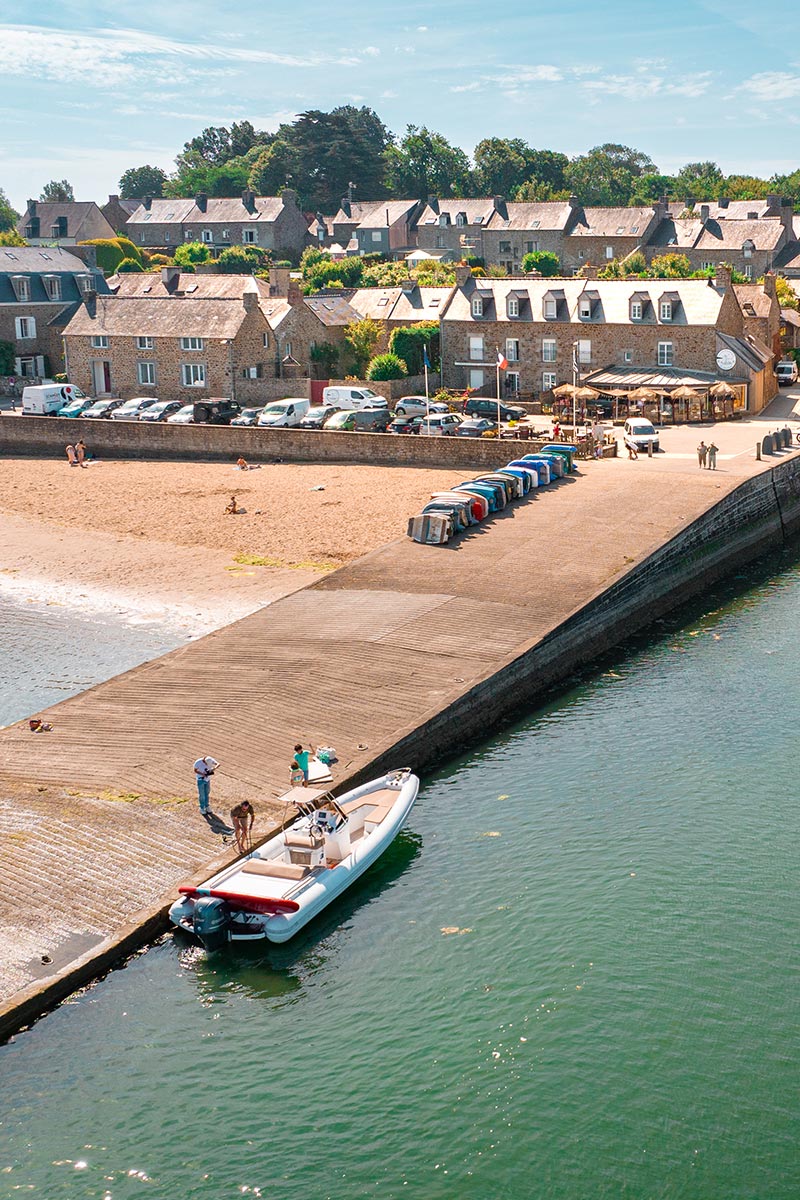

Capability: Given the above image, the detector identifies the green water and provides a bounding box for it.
[1,560,800,1198]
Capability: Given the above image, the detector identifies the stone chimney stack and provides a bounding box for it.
[27,199,36,216]
[242,189,256,213]
[493,195,508,220]
[340,197,351,218]
[287,278,303,306]
[763,271,777,301]
[700,204,710,223]
[718,197,729,210]
[715,264,732,293]
[684,196,696,211]
[143,194,152,211]
[195,192,208,213]
[242,277,259,312]
[427,196,439,213]
[582,264,599,280]
[84,290,97,318]
[161,265,181,293]
[269,266,291,298]
[455,264,473,288]
[281,188,298,208]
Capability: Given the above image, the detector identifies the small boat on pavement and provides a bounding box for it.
[170,769,419,948]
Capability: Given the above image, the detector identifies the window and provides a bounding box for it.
[14,316,36,339]
[43,276,61,301]
[700,261,712,271]
[623,350,632,364]
[370,231,382,243]
[202,230,213,243]
[137,361,156,385]
[76,274,94,295]
[222,230,230,241]
[263,332,270,348]
[577,338,591,365]
[180,337,204,351]
[137,336,154,350]
[91,334,109,349]
[506,371,520,393]
[164,231,172,243]
[543,371,557,391]
[660,301,672,321]
[544,298,557,319]
[525,240,539,254]
[499,240,512,254]
[469,336,484,361]
[743,264,752,279]
[631,301,643,320]
[50,225,61,238]
[13,276,30,301]
[472,297,484,317]
[507,297,519,318]
[657,341,673,366]
[436,234,445,249]
[542,338,557,362]
[284,342,293,357]
[579,299,592,319]
[605,245,614,260]
[505,338,519,362]
[182,363,206,387]
[469,368,484,389]
[184,230,193,240]
[140,233,147,243]
[456,212,466,226]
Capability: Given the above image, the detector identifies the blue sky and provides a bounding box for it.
[3,0,799,209]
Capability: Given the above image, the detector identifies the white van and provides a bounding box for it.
[623,417,660,452]
[256,398,310,427]
[21,383,85,415]
[775,360,799,386]
[322,385,384,411]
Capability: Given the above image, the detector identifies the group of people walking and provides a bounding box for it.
[697,440,719,470]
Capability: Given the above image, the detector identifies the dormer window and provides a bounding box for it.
[439,213,450,226]
[75,274,94,295]
[579,298,592,320]
[471,297,483,317]
[43,275,61,301]
[12,275,30,302]
[660,300,673,321]
[631,301,643,321]
[507,296,519,318]
[743,241,754,259]
[544,297,557,319]
[456,212,466,227]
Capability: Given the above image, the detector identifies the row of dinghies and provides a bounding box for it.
[407,445,578,544]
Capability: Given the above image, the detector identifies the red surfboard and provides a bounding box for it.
[179,886,300,915]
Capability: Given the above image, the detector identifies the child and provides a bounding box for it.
[290,760,305,787]
[293,743,311,783]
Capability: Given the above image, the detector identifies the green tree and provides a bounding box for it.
[521,250,561,276]
[344,318,382,375]
[248,140,295,196]
[268,106,392,210]
[722,174,770,200]
[515,180,571,202]
[165,154,251,198]
[628,173,676,205]
[174,241,210,268]
[113,236,142,264]
[309,341,340,375]
[117,257,144,272]
[180,120,268,166]
[771,169,800,210]
[673,161,724,201]
[0,339,15,374]
[216,245,270,273]
[0,228,25,246]
[775,276,799,311]
[119,165,167,199]
[474,138,534,197]
[367,352,407,381]
[385,126,472,198]
[648,253,693,279]
[40,179,75,202]
[388,322,440,373]
[566,144,658,206]
[78,238,125,274]
[0,188,19,234]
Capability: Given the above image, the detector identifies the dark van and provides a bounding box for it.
[193,398,241,425]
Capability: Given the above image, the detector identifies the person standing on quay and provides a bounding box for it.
[230,799,255,854]
[707,441,718,470]
[697,440,708,468]
[193,755,219,815]
[293,743,311,783]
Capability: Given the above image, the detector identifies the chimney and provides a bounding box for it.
[269,266,291,298]
[493,195,508,220]
[700,204,710,223]
[427,196,439,213]
[143,194,152,211]
[400,278,415,293]
[26,199,36,216]
[763,272,777,301]
[718,197,729,210]
[242,277,259,312]
[287,278,303,306]
[766,193,780,213]
[71,244,97,269]
[583,264,598,280]
[715,264,732,293]
[455,264,473,287]
[281,188,298,208]
[161,265,181,293]
[684,196,695,210]
[108,193,119,204]
[568,194,580,210]
[242,189,256,213]
[195,192,208,213]
[340,197,351,218]
[84,290,97,318]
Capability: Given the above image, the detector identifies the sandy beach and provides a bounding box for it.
[1,458,469,629]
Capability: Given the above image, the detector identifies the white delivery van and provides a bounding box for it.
[322,386,384,411]
[623,417,660,452]
[256,398,311,427]
[21,383,85,415]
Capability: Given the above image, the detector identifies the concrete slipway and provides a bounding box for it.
[2,438,800,1039]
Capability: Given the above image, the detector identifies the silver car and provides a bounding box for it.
[110,397,158,420]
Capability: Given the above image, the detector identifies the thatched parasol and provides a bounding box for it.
[670,385,702,401]
[552,383,576,397]
[574,385,601,401]
[709,381,736,398]
[628,386,659,402]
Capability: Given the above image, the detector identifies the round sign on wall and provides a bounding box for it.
[716,347,736,372]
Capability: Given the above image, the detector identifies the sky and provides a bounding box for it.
[2,0,800,210]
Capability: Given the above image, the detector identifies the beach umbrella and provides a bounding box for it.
[574,385,600,401]
[670,385,702,401]
[627,386,659,402]
[709,382,736,397]
[552,383,576,397]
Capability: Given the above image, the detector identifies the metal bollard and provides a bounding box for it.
[647,440,653,458]
[756,442,762,460]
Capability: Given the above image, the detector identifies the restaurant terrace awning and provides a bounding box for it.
[584,364,746,390]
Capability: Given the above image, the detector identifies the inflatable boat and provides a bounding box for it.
[169,769,419,948]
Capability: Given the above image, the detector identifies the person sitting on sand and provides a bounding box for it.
[225,495,238,515]
[236,457,249,471]
[29,718,53,732]
[65,444,77,466]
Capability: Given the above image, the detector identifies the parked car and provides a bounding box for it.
[299,405,337,429]
[323,407,392,432]
[257,398,310,427]
[59,397,95,418]
[418,412,463,437]
[464,397,526,422]
[230,406,265,427]
[83,398,125,419]
[388,415,424,435]
[322,385,383,410]
[623,417,660,452]
[775,360,799,386]
[167,404,196,424]
[21,383,84,415]
[456,417,498,438]
[394,396,450,418]
[139,400,184,422]
[110,397,158,420]
[192,399,240,424]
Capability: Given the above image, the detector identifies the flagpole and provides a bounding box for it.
[496,350,501,435]
[423,344,430,427]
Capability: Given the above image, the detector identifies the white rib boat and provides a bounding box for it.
[169,768,418,948]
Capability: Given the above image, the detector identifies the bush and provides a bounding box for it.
[174,241,210,268]
[54,372,68,383]
[274,260,293,269]
[114,236,142,264]
[521,250,561,276]
[79,238,125,274]
[117,257,144,272]
[216,245,269,273]
[148,253,174,267]
[388,321,440,374]
[0,339,14,374]
[367,352,407,381]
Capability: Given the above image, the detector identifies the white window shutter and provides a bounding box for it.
[14,357,21,374]
[14,318,22,338]
[35,355,45,374]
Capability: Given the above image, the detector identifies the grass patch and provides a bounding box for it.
[99,789,141,803]
[231,553,337,571]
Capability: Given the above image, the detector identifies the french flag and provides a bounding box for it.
[496,348,508,370]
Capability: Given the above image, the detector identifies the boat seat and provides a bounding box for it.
[341,788,398,817]
[364,803,394,825]
[284,834,317,850]
[243,859,308,881]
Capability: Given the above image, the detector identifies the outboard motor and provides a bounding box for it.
[193,897,231,950]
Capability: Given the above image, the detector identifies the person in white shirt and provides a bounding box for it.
[193,756,219,814]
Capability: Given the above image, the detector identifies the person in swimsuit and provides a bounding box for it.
[230,800,255,854]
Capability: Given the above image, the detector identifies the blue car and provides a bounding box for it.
[59,398,94,418]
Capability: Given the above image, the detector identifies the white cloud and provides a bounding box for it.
[450,81,483,93]
[417,25,428,31]
[362,46,380,56]
[739,71,800,102]
[582,72,712,100]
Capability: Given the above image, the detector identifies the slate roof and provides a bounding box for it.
[567,206,655,238]
[108,272,270,299]
[695,219,785,252]
[772,240,800,271]
[16,201,115,240]
[419,198,497,227]
[348,284,453,321]
[63,296,249,339]
[485,201,574,232]
[0,247,106,305]
[304,295,361,325]
[127,196,286,226]
[733,284,774,319]
[356,201,419,229]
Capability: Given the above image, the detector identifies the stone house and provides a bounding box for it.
[734,277,782,360]
[480,200,578,273]
[354,200,424,257]
[17,199,116,246]
[62,269,277,403]
[416,197,499,259]
[779,307,800,353]
[439,264,776,412]
[645,198,796,279]
[561,203,666,274]
[0,245,107,378]
[101,194,139,236]
[126,190,310,262]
